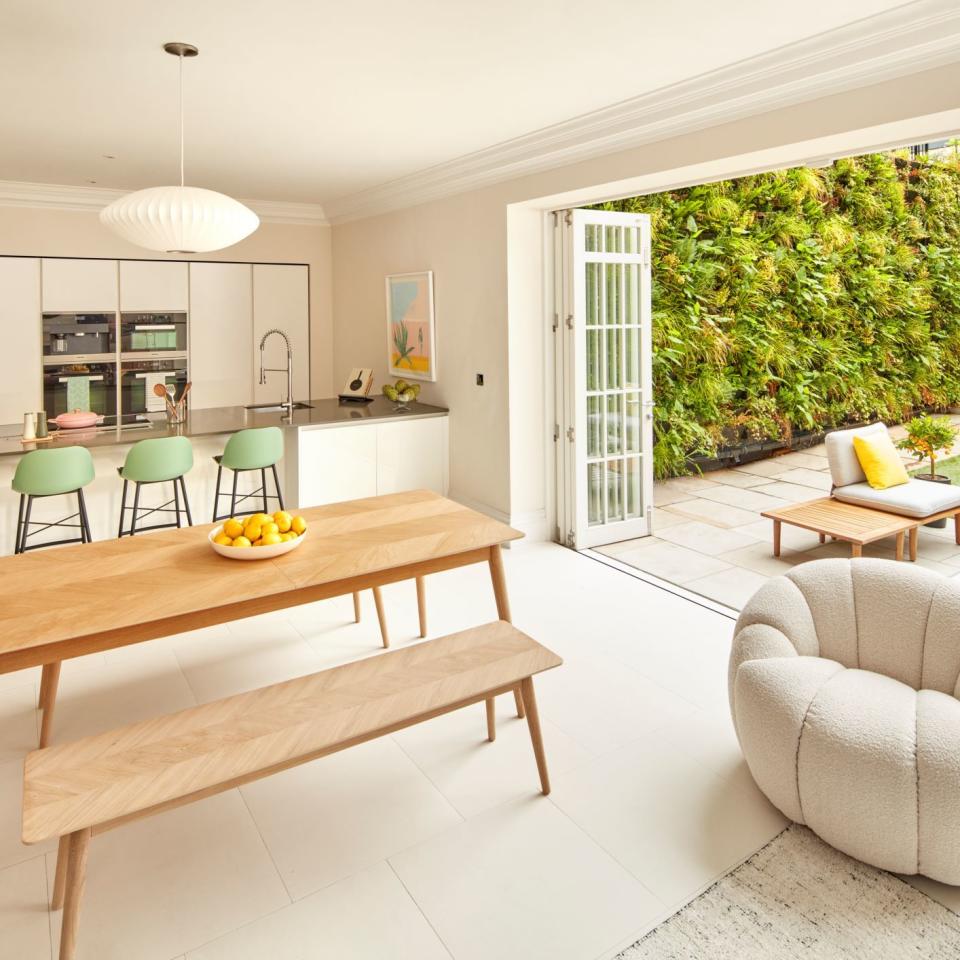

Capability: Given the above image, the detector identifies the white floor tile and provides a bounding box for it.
[187,861,450,960]
[0,680,39,764]
[390,797,661,960]
[549,733,787,908]
[240,737,463,900]
[47,791,289,960]
[768,451,829,469]
[699,469,769,489]
[393,702,594,818]
[717,541,818,577]
[0,855,49,960]
[752,481,824,502]
[694,485,791,513]
[602,540,730,584]
[729,459,790,478]
[774,468,833,490]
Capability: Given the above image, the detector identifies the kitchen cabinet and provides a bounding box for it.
[188,263,253,409]
[290,415,448,508]
[0,258,42,424]
[119,261,189,312]
[41,258,118,313]
[252,264,309,404]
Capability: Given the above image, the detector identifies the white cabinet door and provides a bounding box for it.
[252,264,309,404]
[0,258,42,423]
[297,424,378,507]
[41,258,118,312]
[188,263,253,409]
[119,261,189,311]
[376,418,448,495]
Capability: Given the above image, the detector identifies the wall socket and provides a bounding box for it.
[476,373,484,386]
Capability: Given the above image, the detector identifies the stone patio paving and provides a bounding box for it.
[596,421,960,611]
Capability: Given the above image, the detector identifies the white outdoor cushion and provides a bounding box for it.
[730,558,960,884]
[833,478,960,519]
[825,422,888,488]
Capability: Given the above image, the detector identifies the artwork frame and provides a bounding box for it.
[385,270,436,382]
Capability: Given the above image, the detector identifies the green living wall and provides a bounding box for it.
[596,152,960,478]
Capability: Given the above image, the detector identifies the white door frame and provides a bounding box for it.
[555,208,653,549]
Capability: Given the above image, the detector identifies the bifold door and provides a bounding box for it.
[556,209,653,549]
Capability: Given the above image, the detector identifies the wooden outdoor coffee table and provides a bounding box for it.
[762,497,919,561]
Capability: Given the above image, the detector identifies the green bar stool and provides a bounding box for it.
[118,436,194,536]
[212,427,285,521]
[13,447,95,554]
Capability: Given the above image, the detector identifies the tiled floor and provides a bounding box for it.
[0,543,782,960]
[598,423,960,610]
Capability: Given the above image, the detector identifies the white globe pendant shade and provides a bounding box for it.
[99,185,259,254]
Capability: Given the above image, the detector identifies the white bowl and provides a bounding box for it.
[208,525,306,560]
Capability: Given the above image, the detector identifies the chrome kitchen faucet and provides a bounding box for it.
[258,328,294,419]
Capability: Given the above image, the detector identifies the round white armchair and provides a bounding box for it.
[730,557,960,884]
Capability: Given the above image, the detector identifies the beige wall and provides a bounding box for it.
[0,207,334,396]
[331,62,960,531]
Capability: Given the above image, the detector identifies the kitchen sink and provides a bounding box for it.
[243,401,313,412]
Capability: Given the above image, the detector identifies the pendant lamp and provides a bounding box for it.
[99,42,259,254]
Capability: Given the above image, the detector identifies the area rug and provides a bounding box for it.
[616,825,960,959]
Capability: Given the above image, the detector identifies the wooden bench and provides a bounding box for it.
[22,620,562,960]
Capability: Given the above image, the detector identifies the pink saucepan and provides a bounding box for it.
[49,410,102,430]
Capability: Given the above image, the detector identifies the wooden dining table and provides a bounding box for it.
[0,489,524,747]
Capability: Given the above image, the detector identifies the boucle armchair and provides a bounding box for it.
[730,557,960,884]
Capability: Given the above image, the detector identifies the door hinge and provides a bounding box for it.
[553,423,560,442]
[563,209,572,227]
[646,505,653,529]
[566,529,575,548]
[566,426,575,442]
[552,312,559,332]
[565,314,573,330]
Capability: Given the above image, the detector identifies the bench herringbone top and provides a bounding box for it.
[22,621,561,844]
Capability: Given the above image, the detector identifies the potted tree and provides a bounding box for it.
[897,415,960,527]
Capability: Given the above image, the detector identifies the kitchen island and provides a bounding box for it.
[0,397,449,555]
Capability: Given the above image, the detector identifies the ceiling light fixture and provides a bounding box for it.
[99,42,259,254]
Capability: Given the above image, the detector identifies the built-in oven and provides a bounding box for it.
[120,358,188,416]
[120,312,187,355]
[43,313,116,359]
[43,362,119,419]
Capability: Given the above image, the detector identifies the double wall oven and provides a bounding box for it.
[43,311,188,418]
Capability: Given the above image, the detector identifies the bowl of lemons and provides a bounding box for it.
[208,510,308,560]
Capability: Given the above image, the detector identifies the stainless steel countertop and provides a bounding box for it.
[0,397,449,457]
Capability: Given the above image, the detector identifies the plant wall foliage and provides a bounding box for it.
[596,152,960,477]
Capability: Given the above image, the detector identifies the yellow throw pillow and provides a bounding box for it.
[852,432,909,490]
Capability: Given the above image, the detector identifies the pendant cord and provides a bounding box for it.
[178,51,184,188]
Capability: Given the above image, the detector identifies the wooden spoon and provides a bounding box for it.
[153,382,179,418]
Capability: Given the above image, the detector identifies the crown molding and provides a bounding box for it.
[324,0,960,223]
[0,180,328,225]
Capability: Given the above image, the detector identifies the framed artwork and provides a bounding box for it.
[386,271,436,382]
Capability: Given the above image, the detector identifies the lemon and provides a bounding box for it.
[261,532,283,546]
[250,513,271,526]
[281,532,296,541]
[243,523,262,543]
[273,510,293,533]
[291,515,307,535]
[253,538,267,546]
[223,518,243,539]
[214,533,233,547]
[232,536,252,548]
[261,521,280,537]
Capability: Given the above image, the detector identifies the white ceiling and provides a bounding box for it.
[0,0,918,207]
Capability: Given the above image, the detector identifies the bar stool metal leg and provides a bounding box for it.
[261,468,268,513]
[118,480,128,538]
[15,493,26,555]
[212,463,223,521]
[130,482,142,537]
[230,470,239,518]
[179,476,193,525]
[19,496,34,555]
[271,464,285,511]
[173,479,182,527]
[77,489,92,543]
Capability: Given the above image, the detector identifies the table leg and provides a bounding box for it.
[819,532,826,544]
[520,677,550,795]
[488,545,525,719]
[851,543,862,558]
[51,835,70,910]
[486,699,496,742]
[59,827,91,960]
[955,512,960,546]
[910,527,918,562]
[415,577,427,638]
[772,519,781,558]
[39,660,61,749]
[372,587,390,649]
[896,531,904,561]
[352,592,361,623]
[39,662,51,709]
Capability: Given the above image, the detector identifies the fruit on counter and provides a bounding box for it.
[216,512,307,549]
[384,379,421,402]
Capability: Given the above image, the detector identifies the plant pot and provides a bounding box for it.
[916,473,951,528]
